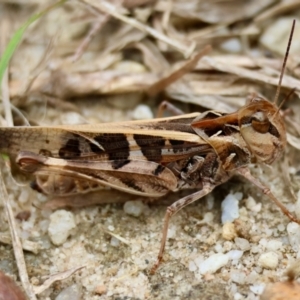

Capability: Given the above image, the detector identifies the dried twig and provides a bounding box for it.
[255,1,300,23]
[202,56,300,91]
[33,266,85,295]
[71,14,110,62]
[82,0,195,57]
[0,170,37,300]
[0,232,41,254]
[148,45,211,95]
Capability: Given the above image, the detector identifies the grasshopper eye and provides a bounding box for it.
[251,119,270,134]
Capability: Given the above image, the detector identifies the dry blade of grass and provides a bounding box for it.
[148,45,212,96]
[201,56,300,93]
[82,0,195,57]
[0,169,37,300]
[33,266,85,295]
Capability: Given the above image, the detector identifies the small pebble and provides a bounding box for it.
[266,240,282,252]
[132,104,153,120]
[221,193,241,224]
[245,196,256,210]
[110,237,120,247]
[287,222,300,251]
[16,211,31,221]
[95,284,107,295]
[295,190,300,219]
[220,38,242,53]
[258,252,279,269]
[222,222,237,240]
[60,112,85,125]
[230,270,246,284]
[234,237,250,251]
[188,260,197,272]
[223,241,233,251]
[48,210,76,245]
[226,250,244,261]
[18,190,29,204]
[250,284,265,295]
[123,201,147,217]
[55,284,81,300]
[198,253,229,275]
[234,293,243,300]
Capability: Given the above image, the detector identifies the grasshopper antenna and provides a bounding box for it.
[273,19,295,105]
[273,87,296,119]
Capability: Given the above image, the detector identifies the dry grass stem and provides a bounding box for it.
[82,0,195,57]
[0,171,37,300]
[148,45,211,96]
[33,266,85,295]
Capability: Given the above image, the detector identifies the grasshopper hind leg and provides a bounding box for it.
[150,183,215,274]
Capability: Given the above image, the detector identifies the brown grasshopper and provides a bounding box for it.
[0,21,299,274]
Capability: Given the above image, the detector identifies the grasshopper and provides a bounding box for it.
[0,21,299,273]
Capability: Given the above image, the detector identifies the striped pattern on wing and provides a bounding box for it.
[17,151,177,197]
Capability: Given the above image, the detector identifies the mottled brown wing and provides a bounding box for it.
[17,151,178,197]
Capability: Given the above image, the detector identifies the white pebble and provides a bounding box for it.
[223,241,233,252]
[226,250,244,261]
[48,210,76,246]
[295,190,300,219]
[203,212,214,223]
[123,201,146,217]
[188,260,197,272]
[245,196,262,212]
[60,112,85,125]
[110,237,120,247]
[214,243,223,253]
[199,253,228,275]
[221,193,241,223]
[258,252,279,269]
[220,38,242,53]
[206,194,214,210]
[259,238,268,248]
[132,104,153,120]
[234,237,250,251]
[55,284,81,300]
[167,224,177,239]
[234,293,243,300]
[250,284,265,295]
[287,222,300,251]
[266,240,282,251]
[230,270,246,284]
[277,224,285,232]
[251,246,260,254]
[245,196,256,210]
[18,189,29,204]
[234,192,243,201]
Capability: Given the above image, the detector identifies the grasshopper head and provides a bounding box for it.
[238,96,286,164]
